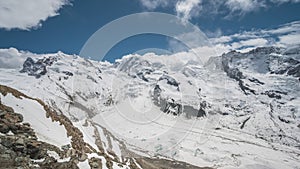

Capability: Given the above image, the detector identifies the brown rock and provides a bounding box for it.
[26,141,42,159]
[12,113,23,123]
[42,156,57,165]
[1,137,13,147]
[106,160,113,169]
[8,124,18,134]
[0,153,15,167]
[78,153,88,162]
[88,157,102,169]
[13,138,25,153]
[0,123,10,134]
[61,144,71,151]
[23,123,31,127]
[15,138,25,145]
[0,110,7,117]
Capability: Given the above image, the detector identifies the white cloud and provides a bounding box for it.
[225,0,266,16]
[231,38,269,49]
[175,0,201,21]
[139,0,170,10]
[139,0,201,21]
[209,20,300,54]
[278,33,300,45]
[210,36,232,44]
[0,0,70,30]
[270,0,300,3]
[167,25,213,54]
[138,0,300,19]
[262,21,300,34]
[205,28,223,39]
[166,20,300,61]
[0,48,37,69]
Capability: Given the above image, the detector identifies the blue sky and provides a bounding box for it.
[0,0,300,62]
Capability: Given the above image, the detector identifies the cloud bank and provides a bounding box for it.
[138,0,300,20]
[166,20,300,59]
[0,0,70,30]
[210,21,300,52]
[0,48,39,69]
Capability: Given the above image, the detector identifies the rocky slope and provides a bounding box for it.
[0,85,210,169]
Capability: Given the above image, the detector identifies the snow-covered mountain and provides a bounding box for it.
[0,46,299,169]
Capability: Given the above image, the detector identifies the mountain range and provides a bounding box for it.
[0,46,299,169]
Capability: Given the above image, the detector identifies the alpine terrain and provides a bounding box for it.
[0,46,299,169]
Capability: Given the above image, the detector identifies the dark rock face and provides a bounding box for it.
[287,64,300,78]
[159,75,180,87]
[278,116,290,124]
[240,117,251,129]
[153,85,162,105]
[271,57,300,78]
[116,56,161,83]
[20,56,57,78]
[238,81,256,95]
[137,71,149,82]
[248,78,264,85]
[152,85,207,118]
[183,101,207,119]
[160,99,183,116]
[131,67,154,82]
[248,46,282,55]
[62,71,74,76]
[152,83,208,118]
[222,56,256,95]
[262,90,287,99]
[224,67,245,81]
[221,46,300,96]
[152,85,183,116]
[87,75,98,83]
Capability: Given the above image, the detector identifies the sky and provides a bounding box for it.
[0,0,300,62]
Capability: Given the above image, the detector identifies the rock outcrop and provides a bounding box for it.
[0,100,78,168]
[20,56,57,78]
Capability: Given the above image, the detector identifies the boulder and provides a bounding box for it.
[0,123,10,134]
[78,153,88,162]
[89,157,102,169]
[61,144,71,151]
[26,141,42,159]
